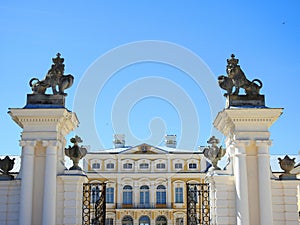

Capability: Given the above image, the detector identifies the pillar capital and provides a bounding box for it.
[42,140,61,148]
[19,140,36,147]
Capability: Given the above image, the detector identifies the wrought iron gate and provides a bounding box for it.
[187,183,210,225]
[82,183,106,225]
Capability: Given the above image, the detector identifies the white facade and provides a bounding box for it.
[0,94,299,225]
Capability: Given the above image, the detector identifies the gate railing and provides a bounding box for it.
[82,182,106,225]
[186,183,210,225]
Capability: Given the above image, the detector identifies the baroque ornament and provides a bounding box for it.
[203,136,226,170]
[65,136,87,170]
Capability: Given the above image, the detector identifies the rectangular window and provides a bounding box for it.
[92,163,100,169]
[106,187,114,203]
[188,163,197,169]
[174,163,182,169]
[156,163,166,169]
[123,163,133,169]
[175,187,183,203]
[139,163,149,169]
[106,163,114,169]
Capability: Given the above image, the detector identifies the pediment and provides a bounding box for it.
[120,143,168,154]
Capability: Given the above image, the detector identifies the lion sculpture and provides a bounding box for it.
[29,53,74,96]
[218,54,262,97]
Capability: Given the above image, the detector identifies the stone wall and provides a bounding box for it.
[272,180,299,225]
[0,180,20,225]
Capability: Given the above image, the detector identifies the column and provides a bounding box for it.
[42,141,58,225]
[256,140,273,225]
[19,140,35,225]
[233,141,250,225]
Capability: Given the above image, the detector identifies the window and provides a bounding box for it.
[123,163,133,169]
[123,185,132,204]
[139,216,150,225]
[188,163,197,169]
[92,163,100,169]
[140,185,150,207]
[156,216,167,225]
[175,163,182,169]
[91,186,100,203]
[156,163,166,169]
[106,163,115,169]
[106,187,114,203]
[139,163,149,169]
[175,187,183,203]
[122,216,133,225]
[176,218,184,225]
[106,218,114,225]
[156,185,166,204]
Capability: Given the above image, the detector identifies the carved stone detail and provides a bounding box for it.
[29,53,74,96]
[203,136,226,170]
[65,136,87,170]
[218,54,265,107]
[278,155,297,180]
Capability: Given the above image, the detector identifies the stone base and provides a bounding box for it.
[279,173,297,180]
[226,94,265,108]
[0,174,14,180]
[26,94,65,107]
[64,169,86,176]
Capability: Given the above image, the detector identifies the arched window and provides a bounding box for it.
[156,216,167,225]
[139,215,150,225]
[156,185,166,204]
[122,216,133,225]
[140,185,150,207]
[123,185,133,204]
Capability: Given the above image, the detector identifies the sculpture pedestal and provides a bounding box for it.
[226,95,265,108]
[26,94,65,107]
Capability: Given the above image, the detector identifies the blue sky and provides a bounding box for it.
[0,1,300,157]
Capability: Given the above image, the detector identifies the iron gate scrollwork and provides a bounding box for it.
[82,183,106,225]
[187,183,210,225]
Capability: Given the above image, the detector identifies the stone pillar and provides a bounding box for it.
[61,174,88,225]
[19,140,35,225]
[213,107,283,225]
[256,140,273,225]
[233,141,250,225]
[42,141,58,225]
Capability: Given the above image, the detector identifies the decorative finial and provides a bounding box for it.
[278,155,296,180]
[203,136,226,171]
[0,156,15,180]
[65,136,87,170]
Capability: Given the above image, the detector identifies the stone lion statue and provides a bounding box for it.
[29,53,74,95]
[218,54,263,96]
